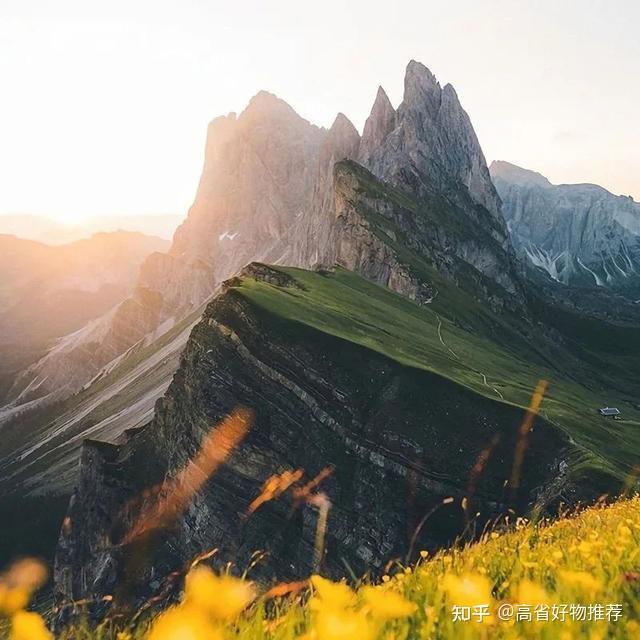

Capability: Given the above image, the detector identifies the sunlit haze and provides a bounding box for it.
[1,0,638,224]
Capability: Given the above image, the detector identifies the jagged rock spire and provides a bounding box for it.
[323,113,360,164]
[359,60,504,232]
[358,86,396,166]
[402,60,442,116]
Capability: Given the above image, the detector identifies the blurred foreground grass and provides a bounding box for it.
[2,495,640,639]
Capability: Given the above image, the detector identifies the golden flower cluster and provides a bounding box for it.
[0,558,51,640]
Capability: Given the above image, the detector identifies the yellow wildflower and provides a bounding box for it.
[0,586,29,617]
[183,566,255,620]
[147,605,222,640]
[515,580,549,605]
[419,550,429,559]
[361,586,417,619]
[10,610,52,640]
[0,558,48,618]
[314,608,374,640]
[310,575,356,610]
[442,573,492,607]
[558,570,602,596]
[618,524,632,538]
[626,620,640,637]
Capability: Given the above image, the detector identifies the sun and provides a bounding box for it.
[51,211,90,227]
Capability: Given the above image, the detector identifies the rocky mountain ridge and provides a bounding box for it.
[3,61,520,423]
[2,91,326,413]
[491,160,640,298]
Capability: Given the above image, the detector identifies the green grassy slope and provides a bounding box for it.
[231,265,640,484]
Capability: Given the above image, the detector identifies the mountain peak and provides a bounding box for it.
[330,112,359,138]
[358,86,396,166]
[321,113,360,169]
[406,59,438,82]
[242,90,302,122]
[248,89,282,106]
[490,161,552,188]
[374,85,393,106]
[404,60,440,105]
[358,60,503,225]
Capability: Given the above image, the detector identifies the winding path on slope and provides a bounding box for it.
[435,313,504,401]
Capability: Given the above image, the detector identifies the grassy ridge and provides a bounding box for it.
[232,266,640,483]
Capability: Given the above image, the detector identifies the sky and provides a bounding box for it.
[1,0,638,224]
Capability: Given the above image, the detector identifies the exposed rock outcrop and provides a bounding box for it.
[360,62,506,242]
[492,160,640,297]
[170,92,325,275]
[358,87,396,166]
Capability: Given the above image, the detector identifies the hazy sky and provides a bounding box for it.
[1,0,638,223]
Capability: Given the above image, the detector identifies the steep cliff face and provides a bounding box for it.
[268,113,361,268]
[492,160,640,297]
[330,160,523,306]
[56,266,595,609]
[358,87,396,166]
[170,92,326,278]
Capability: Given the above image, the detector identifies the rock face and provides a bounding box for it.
[360,62,506,239]
[267,112,361,268]
[55,266,583,610]
[491,160,640,297]
[170,92,325,278]
[274,61,523,302]
[336,158,526,305]
[358,87,396,166]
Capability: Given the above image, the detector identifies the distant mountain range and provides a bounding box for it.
[0,61,637,613]
[0,231,168,402]
[491,160,640,298]
[0,214,182,244]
